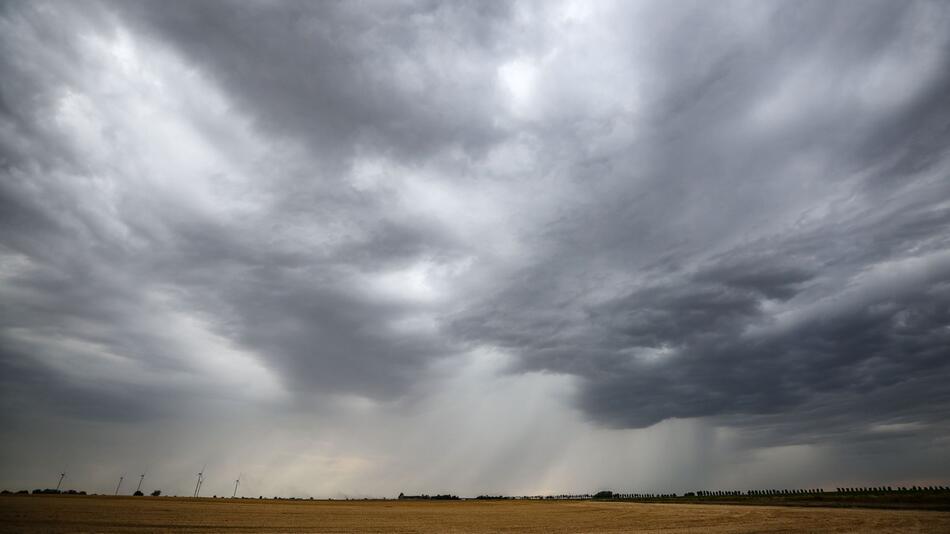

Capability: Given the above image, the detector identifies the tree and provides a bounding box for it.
[150,490,161,497]
[133,490,144,496]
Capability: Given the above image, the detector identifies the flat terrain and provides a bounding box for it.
[622,492,950,511]
[3,495,950,533]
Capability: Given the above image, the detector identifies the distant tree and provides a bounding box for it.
[150,490,161,497]
[133,490,144,496]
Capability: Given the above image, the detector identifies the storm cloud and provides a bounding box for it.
[1,0,949,495]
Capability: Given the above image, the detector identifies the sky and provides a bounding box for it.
[1,0,949,498]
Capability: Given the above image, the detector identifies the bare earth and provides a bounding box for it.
[2,495,950,533]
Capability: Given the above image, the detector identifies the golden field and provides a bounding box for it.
[2,495,950,533]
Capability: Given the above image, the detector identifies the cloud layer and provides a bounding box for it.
[2,0,949,495]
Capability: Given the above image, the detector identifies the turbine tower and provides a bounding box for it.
[115,475,124,496]
[55,472,66,492]
[135,472,146,494]
[194,465,206,498]
[232,474,241,498]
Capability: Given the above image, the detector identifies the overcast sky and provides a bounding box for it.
[2,0,950,498]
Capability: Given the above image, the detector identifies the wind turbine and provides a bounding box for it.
[232,474,241,498]
[135,471,147,494]
[55,472,66,492]
[115,475,124,496]
[194,464,206,498]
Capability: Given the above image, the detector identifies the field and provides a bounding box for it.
[3,495,950,533]
[615,491,950,511]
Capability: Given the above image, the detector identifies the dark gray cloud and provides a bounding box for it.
[1,0,480,419]
[445,0,950,439]
[2,0,950,493]
[114,0,512,168]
